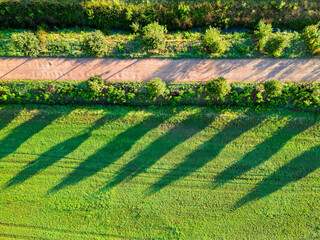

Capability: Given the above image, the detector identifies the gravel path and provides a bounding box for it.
[1,57,320,82]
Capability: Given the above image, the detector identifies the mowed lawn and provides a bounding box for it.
[0,105,319,239]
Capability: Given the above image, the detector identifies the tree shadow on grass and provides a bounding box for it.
[0,107,21,132]
[48,112,174,193]
[147,115,265,195]
[213,118,316,189]
[3,113,123,189]
[234,144,320,209]
[0,109,70,161]
[101,109,217,191]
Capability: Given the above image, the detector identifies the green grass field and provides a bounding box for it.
[0,105,319,239]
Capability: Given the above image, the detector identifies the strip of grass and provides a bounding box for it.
[0,104,319,239]
[0,28,310,58]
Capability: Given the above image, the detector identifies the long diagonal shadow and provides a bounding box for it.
[234,144,320,209]
[213,119,316,189]
[55,60,86,81]
[102,109,216,191]
[104,59,141,80]
[0,59,30,79]
[48,112,174,193]
[3,113,123,189]
[147,115,265,195]
[0,109,70,161]
[0,107,21,132]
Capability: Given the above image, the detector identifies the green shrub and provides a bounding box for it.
[82,31,107,57]
[146,78,167,97]
[302,24,320,54]
[0,0,319,31]
[254,20,273,40]
[311,87,320,105]
[202,27,228,54]
[254,84,265,103]
[142,22,167,51]
[236,43,250,54]
[263,80,283,97]
[0,85,11,101]
[11,31,40,57]
[263,32,289,57]
[175,4,193,29]
[206,77,231,99]
[0,80,319,110]
[130,22,140,33]
[86,76,104,94]
[254,20,273,49]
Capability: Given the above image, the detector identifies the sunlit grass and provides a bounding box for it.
[0,105,319,239]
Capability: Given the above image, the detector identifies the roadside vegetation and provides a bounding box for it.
[1,0,320,239]
[0,105,319,239]
[1,0,320,31]
[0,0,319,59]
[0,78,319,112]
[0,25,313,58]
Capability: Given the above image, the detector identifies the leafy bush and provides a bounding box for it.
[206,77,231,99]
[263,80,283,97]
[302,24,320,54]
[0,0,320,31]
[311,88,320,105]
[254,20,273,40]
[0,80,319,110]
[254,20,273,49]
[130,22,140,33]
[82,31,107,57]
[175,4,192,29]
[202,27,228,54]
[0,85,12,101]
[146,78,167,97]
[142,22,167,51]
[236,43,250,54]
[11,31,40,57]
[254,84,265,103]
[263,32,289,57]
[86,76,104,94]
[36,28,48,51]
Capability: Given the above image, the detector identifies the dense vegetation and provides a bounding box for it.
[1,0,320,238]
[0,105,319,239]
[1,1,319,59]
[0,27,313,58]
[0,79,319,111]
[1,0,320,31]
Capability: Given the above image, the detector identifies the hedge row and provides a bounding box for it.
[9,21,320,58]
[1,0,320,31]
[0,79,319,112]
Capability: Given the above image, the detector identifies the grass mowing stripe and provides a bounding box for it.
[48,110,181,193]
[3,163,320,191]
[0,109,73,162]
[0,222,139,239]
[0,233,48,240]
[213,118,317,189]
[3,112,129,190]
[0,107,22,135]
[147,113,265,195]
[0,105,319,239]
[102,108,217,191]
[235,143,320,209]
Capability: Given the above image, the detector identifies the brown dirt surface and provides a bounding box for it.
[1,57,320,82]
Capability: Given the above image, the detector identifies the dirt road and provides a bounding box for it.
[1,57,320,82]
